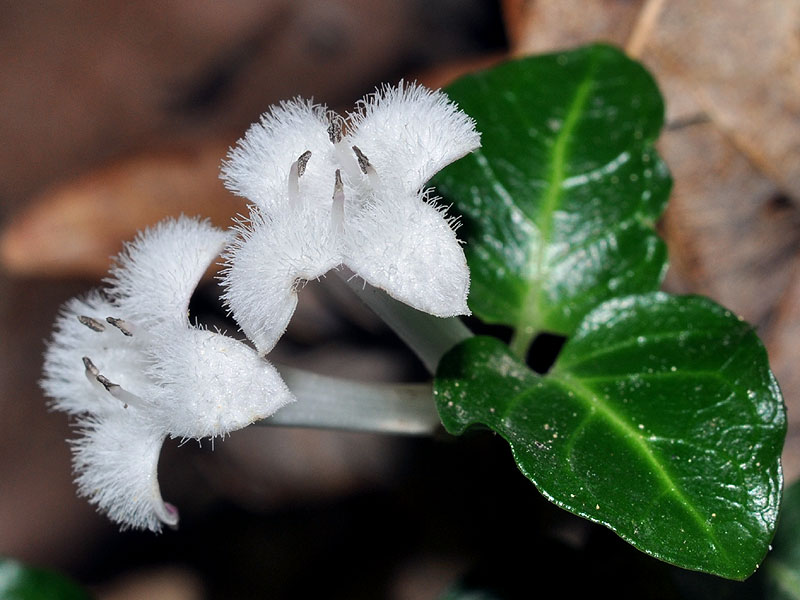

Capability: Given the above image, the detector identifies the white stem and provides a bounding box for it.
[336,269,473,373]
[259,271,474,434]
[287,160,300,204]
[261,365,440,435]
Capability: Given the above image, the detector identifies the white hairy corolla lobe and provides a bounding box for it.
[41,216,294,532]
[220,81,481,355]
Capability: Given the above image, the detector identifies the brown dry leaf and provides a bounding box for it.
[637,0,800,198]
[501,0,705,124]
[0,1,288,211]
[765,266,800,482]
[1,0,462,221]
[660,121,800,480]
[627,0,706,125]
[659,122,800,327]
[0,142,246,279]
[500,0,527,48]
[634,47,707,126]
[414,54,506,90]
[504,0,645,56]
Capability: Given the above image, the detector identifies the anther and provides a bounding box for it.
[351,146,371,174]
[351,145,380,187]
[96,373,141,409]
[327,117,343,145]
[96,374,118,392]
[106,317,133,336]
[288,151,312,205]
[296,150,312,178]
[78,315,106,332]
[331,169,345,234]
[82,356,99,378]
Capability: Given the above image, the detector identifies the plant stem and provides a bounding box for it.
[261,365,441,435]
[336,268,473,373]
[261,272,474,434]
[509,326,536,360]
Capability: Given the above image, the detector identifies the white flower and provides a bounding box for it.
[41,216,293,532]
[220,81,481,355]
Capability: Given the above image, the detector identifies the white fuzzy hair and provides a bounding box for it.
[42,216,294,532]
[221,82,480,355]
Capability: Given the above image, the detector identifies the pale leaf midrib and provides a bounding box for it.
[515,57,598,339]
[546,371,728,562]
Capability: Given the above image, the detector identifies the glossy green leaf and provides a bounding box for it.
[435,293,785,579]
[673,480,800,599]
[434,44,671,353]
[0,558,91,600]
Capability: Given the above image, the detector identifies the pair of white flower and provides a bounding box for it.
[41,82,480,532]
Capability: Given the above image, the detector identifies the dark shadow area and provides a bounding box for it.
[526,332,567,374]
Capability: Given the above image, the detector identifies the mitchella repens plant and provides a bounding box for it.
[41,45,785,581]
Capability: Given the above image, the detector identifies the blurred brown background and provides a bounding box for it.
[1,1,799,598]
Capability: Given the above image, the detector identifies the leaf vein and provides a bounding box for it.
[514,54,599,343]
[547,372,728,560]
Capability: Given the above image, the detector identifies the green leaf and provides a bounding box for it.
[0,558,91,600]
[434,293,785,580]
[673,480,800,599]
[434,44,671,354]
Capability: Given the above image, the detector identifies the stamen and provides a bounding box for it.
[96,374,141,409]
[351,145,381,187]
[78,315,106,332]
[331,169,345,235]
[296,150,312,177]
[96,374,117,391]
[351,146,371,174]
[288,150,312,205]
[82,356,100,379]
[83,357,110,393]
[106,317,133,336]
[327,114,343,144]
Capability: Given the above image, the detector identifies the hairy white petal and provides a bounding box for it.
[72,410,176,532]
[43,214,298,532]
[41,291,150,416]
[220,98,336,213]
[344,189,470,317]
[347,81,481,193]
[219,82,479,345]
[107,216,228,329]
[222,206,341,354]
[147,328,294,439]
